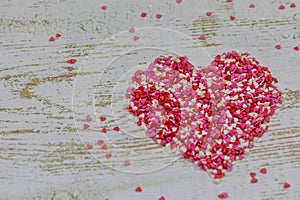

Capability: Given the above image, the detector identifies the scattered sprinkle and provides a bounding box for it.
[101,5,107,10]
[135,186,142,192]
[100,116,107,121]
[105,153,112,158]
[218,192,229,199]
[293,46,299,51]
[206,11,212,17]
[86,115,92,121]
[67,66,74,71]
[113,126,120,131]
[156,14,162,19]
[97,140,104,145]
[249,4,255,8]
[260,168,267,174]
[141,12,147,18]
[83,124,89,129]
[226,0,233,2]
[159,196,166,200]
[283,182,291,188]
[67,59,77,64]
[199,34,205,40]
[55,33,61,38]
[250,172,256,177]
[176,0,182,4]
[101,127,107,133]
[129,27,135,33]
[133,35,140,41]
[124,160,131,166]
[290,3,296,8]
[275,44,281,49]
[251,177,258,184]
[279,5,285,10]
[86,144,93,149]
[230,15,235,21]
[49,36,55,42]
[101,144,107,150]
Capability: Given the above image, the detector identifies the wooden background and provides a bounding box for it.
[0,0,299,199]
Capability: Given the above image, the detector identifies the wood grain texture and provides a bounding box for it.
[0,0,299,199]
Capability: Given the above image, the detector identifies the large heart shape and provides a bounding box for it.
[126,51,282,179]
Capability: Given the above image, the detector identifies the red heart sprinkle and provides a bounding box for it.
[97,140,104,145]
[100,116,107,121]
[83,124,89,129]
[133,36,140,41]
[67,59,77,64]
[55,33,61,38]
[260,168,267,174]
[290,3,296,8]
[101,144,107,150]
[279,5,285,10]
[250,172,256,177]
[113,126,120,131]
[293,46,299,51]
[230,15,235,20]
[135,186,142,192]
[283,182,291,188]
[101,127,107,133]
[49,36,55,41]
[251,177,258,184]
[141,12,147,17]
[218,192,229,199]
[159,196,166,200]
[86,144,93,149]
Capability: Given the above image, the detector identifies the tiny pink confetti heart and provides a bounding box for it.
[199,34,205,40]
[67,66,74,71]
[101,5,107,10]
[275,44,281,49]
[86,115,92,121]
[156,14,162,19]
[126,52,282,179]
[249,4,255,8]
[206,11,212,17]
[176,0,182,4]
[129,27,135,33]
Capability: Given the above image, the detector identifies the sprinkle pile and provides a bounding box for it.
[126,51,282,178]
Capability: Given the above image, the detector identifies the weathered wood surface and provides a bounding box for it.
[0,0,299,199]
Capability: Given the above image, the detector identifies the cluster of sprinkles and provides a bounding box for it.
[126,51,282,179]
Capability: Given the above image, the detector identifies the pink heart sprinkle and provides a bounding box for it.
[199,34,205,40]
[226,0,232,2]
[86,115,92,121]
[124,160,131,166]
[129,27,135,33]
[67,66,74,71]
[206,11,212,17]
[176,0,182,4]
[249,4,255,8]
[101,5,107,10]
[275,44,281,49]
[156,14,162,19]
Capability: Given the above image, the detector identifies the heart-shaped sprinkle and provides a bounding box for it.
[49,36,55,42]
[86,115,92,121]
[101,127,107,133]
[83,124,89,129]
[279,5,285,10]
[55,33,61,38]
[156,14,162,19]
[100,116,107,121]
[290,3,296,8]
[206,11,212,17]
[135,186,142,192]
